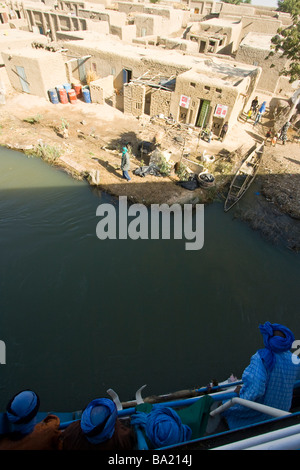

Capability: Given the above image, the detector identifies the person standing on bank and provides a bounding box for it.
[121,144,131,182]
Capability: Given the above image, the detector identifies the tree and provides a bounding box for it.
[270,0,300,82]
[277,0,300,17]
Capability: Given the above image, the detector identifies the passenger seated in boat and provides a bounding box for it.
[61,398,135,450]
[222,322,300,430]
[131,404,192,449]
[0,390,62,450]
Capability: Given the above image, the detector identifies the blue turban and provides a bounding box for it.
[131,406,192,448]
[80,398,117,445]
[6,390,40,435]
[258,322,295,371]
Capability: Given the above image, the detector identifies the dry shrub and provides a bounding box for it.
[86,70,99,85]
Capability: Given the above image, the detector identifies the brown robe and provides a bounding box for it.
[0,415,62,450]
[61,419,135,450]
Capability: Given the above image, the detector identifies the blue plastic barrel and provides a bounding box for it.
[48,88,59,104]
[82,87,91,103]
[63,83,72,92]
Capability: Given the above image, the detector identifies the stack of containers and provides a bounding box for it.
[53,83,92,104]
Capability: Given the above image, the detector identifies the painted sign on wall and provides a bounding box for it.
[214,104,228,118]
[179,95,191,109]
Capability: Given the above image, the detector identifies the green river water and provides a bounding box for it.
[0,147,299,412]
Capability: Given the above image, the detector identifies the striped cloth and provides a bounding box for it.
[223,351,300,430]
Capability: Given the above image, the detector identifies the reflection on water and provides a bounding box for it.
[0,148,299,411]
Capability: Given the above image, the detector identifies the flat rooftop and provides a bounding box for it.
[62,35,259,78]
[0,29,48,44]
[239,32,274,51]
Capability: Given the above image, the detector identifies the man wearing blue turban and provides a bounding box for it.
[0,390,62,449]
[61,398,134,450]
[6,390,40,435]
[131,406,192,448]
[223,322,300,430]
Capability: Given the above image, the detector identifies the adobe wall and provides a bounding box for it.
[61,42,145,92]
[150,88,172,116]
[117,2,145,14]
[2,49,68,98]
[238,16,282,41]
[109,24,136,42]
[57,0,85,14]
[219,3,255,17]
[78,8,126,26]
[134,14,163,37]
[197,20,242,53]
[235,42,287,94]
[188,0,218,16]
[25,8,89,40]
[169,64,260,134]
[84,19,109,34]
[123,82,145,116]
[0,30,48,65]
[61,40,190,96]
[90,75,115,104]
[169,71,239,132]
[158,36,199,53]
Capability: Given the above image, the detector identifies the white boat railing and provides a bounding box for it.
[210,397,291,419]
[211,423,300,450]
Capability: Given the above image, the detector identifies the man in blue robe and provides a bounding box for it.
[223,322,300,430]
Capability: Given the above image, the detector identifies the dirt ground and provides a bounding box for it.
[0,90,299,250]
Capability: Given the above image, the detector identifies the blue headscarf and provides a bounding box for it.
[131,406,191,448]
[6,390,40,435]
[259,102,266,114]
[80,398,117,445]
[258,322,295,371]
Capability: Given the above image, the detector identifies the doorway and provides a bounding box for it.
[122,68,132,85]
[178,106,188,123]
[199,41,206,53]
[16,66,30,93]
[144,89,151,115]
[196,99,210,128]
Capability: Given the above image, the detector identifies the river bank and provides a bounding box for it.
[0,92,299,250]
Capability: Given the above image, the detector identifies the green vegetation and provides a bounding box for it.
[23,114,43,124]
[26,142,61,163]
[159,155,172,176]
[175,162,189,181]
[61,118,69,130]
[270,0,300,82]
[277,0,300,17]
